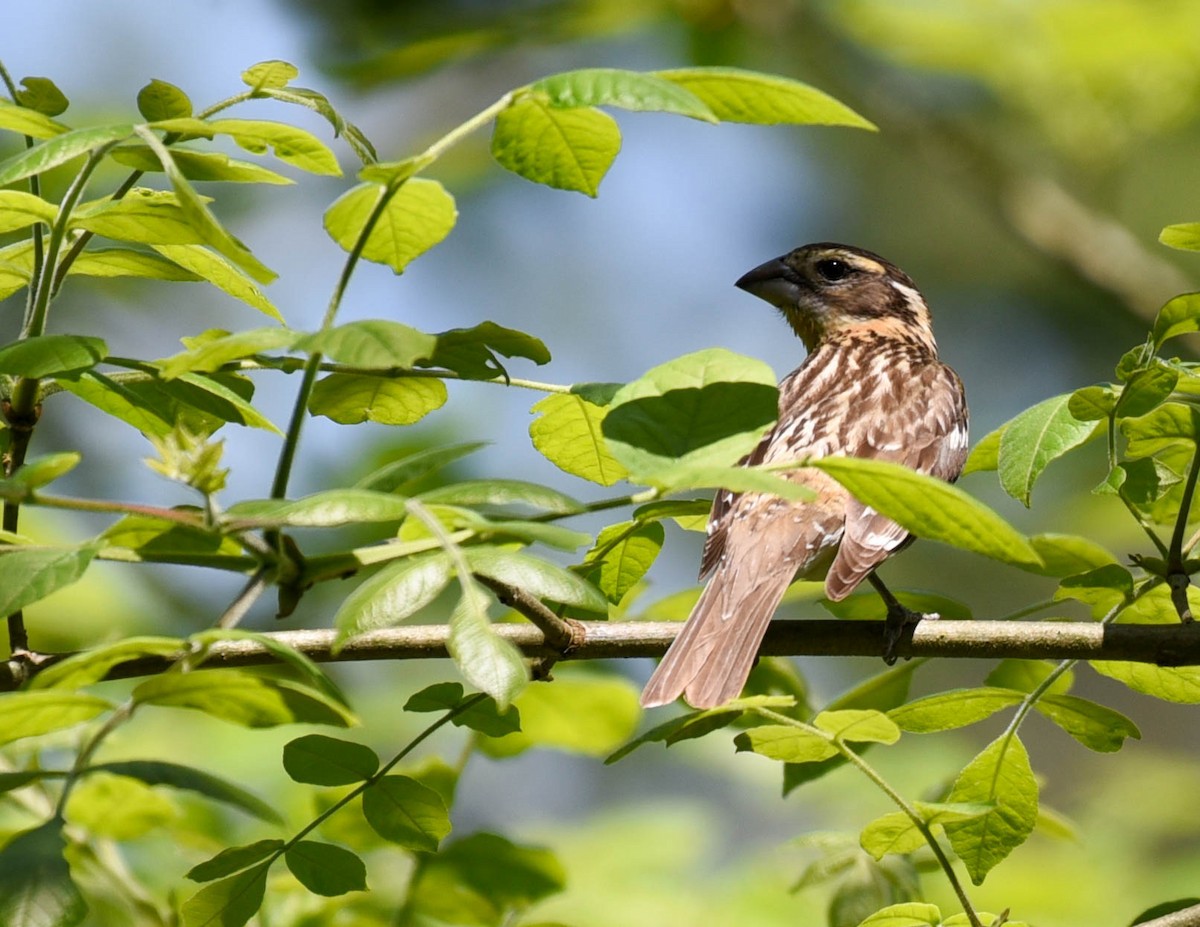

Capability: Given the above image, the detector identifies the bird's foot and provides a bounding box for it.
[882,607,938,664]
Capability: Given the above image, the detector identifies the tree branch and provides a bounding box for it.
[5,618,1200,691]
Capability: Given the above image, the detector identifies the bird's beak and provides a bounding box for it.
[735,257,801,309]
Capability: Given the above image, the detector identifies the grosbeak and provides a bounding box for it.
[640,243,968,709]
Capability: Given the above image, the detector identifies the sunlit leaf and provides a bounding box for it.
[111,146,292,184]
[466,546,607,613]
[0,691,113,747]
[0,122,133,185]
[324,179,456,273]
[0,545,98,615]
[222,489,410,529]
[151,116,340,176]
[533,68,716,120]
[1032,694,1140,752]
[297,319,436,367]
[889,687,1023,733]
[997,393,1097,506]
[136,79,192,121]
[0,190,57,233]
[418,479,583,514]
[493,96,621,196]
[530,392,628,486]
[153,244,282,319]
[1160,223,1200,253]
[29,636,184,690]
[157,327,300,379]
[734,725,837,763]
[241,60,299,91]
[0,99,69,139]
[309,373,447,425]
[0,334,106,378]
[1090,661,1200,704]
[89,760,280,823]
[446,584,527,709]
[334,552,453,643]
[580,520,664,603]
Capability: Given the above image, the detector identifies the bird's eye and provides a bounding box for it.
[815,259,851,282]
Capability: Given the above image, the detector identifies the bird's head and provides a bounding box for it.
[736,243,936,352]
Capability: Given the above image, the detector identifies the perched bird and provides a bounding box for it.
[640,243,968,709]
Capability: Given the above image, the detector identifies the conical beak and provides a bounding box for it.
[735,257,801,308]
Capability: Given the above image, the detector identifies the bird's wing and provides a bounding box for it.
[824,362,968,600]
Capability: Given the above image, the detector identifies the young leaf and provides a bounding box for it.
[157,327,300,379]
[54,370,175,438]
[446,584,527,709]
[222,489,411,529]
[334,552,454,643]
[69,247,199,281]
[153,244,283,320]
[860,803,992,860]
[889,687,1024,733]
[813,709,900,744]
[70,188,205,245]
[111,146,292,184]
[0,820,87,927]
[1160,223,1200,252]
[241,60,300,91]
[131,669,354,727]
[186,840,284,883]
[1068,384,1118,421]
[89,760,281,823]
[296,319,436,367]
[5,452,80,491]
[180,861,270,927]
[15,77,69,116]
[811,457,1043,568]
[152,116,341,176]
[580,520,665,603]
[0,99,69,138]
[0,691,113,747]
[283,734,380,786]
[324,179,457,273]
[943,734,1039,884]
[136,79,192,121]
[1121,402,1200,458]
[605,695,794,763]
[360,775,451,851]
[28,636,185,690]
[529,392,629,486]
[1032,694,1141,752]
[734,725,838,763]
[418,479,583,514]
[285,841,367,897]
[0,190,58,233]
[258,85,376,165]
[465,546,608,613]
[0,544,98,615]
[1026,532,1117,577]
[0,334,106,378]
[492,96,621,196]
[653,67,876,128]
[856,903,942,927]
[0,122,134,185]
[961,423,1002,475]
[532,68,716,121]
[602,348,778,474]
[997,393,1097,505]
[1090,661,1200,704]
[1115,361,1179,418]
[309,373,447,425]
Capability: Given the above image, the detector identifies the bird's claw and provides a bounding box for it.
[882,607,937,664]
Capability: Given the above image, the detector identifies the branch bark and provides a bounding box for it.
[5,618,1200,691]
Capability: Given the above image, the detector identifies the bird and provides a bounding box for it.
[640,243,968,710]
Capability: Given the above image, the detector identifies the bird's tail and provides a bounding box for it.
[640,567,793,709]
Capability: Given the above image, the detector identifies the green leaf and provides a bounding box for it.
[944,734,1039,884]
[813,709,900,744]
[192,628,350,709]
[0,545,98,614]
[309,373,447,425]
[466,546,608,613]
[152,244,282,319]
[283,734,379,785]
[258,86,376,164]
[222,489,410,529]
[533,68,717,120]
[984,660,1074,696]
[856,903,943,927]
[404,683,520,736]
[0,334,106,378]
[71,188,208,245]
[1068,384,1118,421]
[131,125,277,284]
[1160,223,1200,252]
[323,178,457,273]
[297,319,437,367]
[530,392,628,486]
[654,66,876,128]
[819,588,971,621]
[423,321,551,379]
[29,636,184,690]
[168,371,279,433]
[478,674,641,758]
[606,695,794,763]
[0,122,133,185]
[111,146,292,184]
[889,687,1023,733]
[735,725,838,763]
[136,79,193,121]
[492,96,622,196]
[811,457,1043,568]
[63,771,176,839]
[0,821,87,927]
[54,370,175,438]
[15,77,69,117]
[0,190,58,232]
[158,327,300,379]
[997,393,1097,505]
[861,802,992,860]
[132,670,354,727]
[1054,564,1134,618]
[962,423,1002,475]
[180,861,269,927]
[1026,532,1117,578]
[69,247,200,281]
[360,775,451,851]
[1115,360,1179,418]
[447,584,528,709]
[334,552,453,643]
[152,116,341,176]
[354,441,487,492]
[1121,402,1200,458]
[1090,661,1200,704]
[0,691,113,747]
[6,452,81,490]
[186,841,284,883]
[602,348,778,475]
[285,841,366,897]
[89,760,281,823]
[1113,456,1182,507]
[419,478,583,514]
[1032,694,1140,752]
[0,99,69,138]
[581,520,664,603]
[241,60,300,91]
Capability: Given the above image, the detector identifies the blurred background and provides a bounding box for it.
[5,1,1200,924]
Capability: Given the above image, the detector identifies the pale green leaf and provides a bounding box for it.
[70,188,207,246]
[533,68,716,121]
[323,178,456,273]
[466,546,607,613]
[223,489,410,529]
[0,122,133,185]
[854,902,942,927]
[0,190,57,232]
[1090,661,1200,704]
[0,691,113,746]
[997,393,1097,505]
[241,60,300,91]
[158,327,300,379]
[962,423,1001,475]
[733,725,838,763]
[111,145,292,184]
[54,370,175,438]
[0,545,98,614]
[153,244,282,319]
[1160,223,1200,252]
[860,802,992,860]
[493,96,621,196]
[29,636,184,690]
[0,99,70,139]
[530,392,628,486]
[984,660,1074,696]
[309,373,447,425]
[151,116,341,176]
[811,456,1043,568]
[581,520,664,603]
[91,760,280,823]
[136,79,192,121]
[418,479,583,514]
[0,334,106,378]
[889,687,1023,733]
[1032,694,1140,752]
[654,67,876,128]
[132,670,354,728]
[63,772,176,840]
[813,709,900,744]
[944,734,1039,884]
[1068,384,1118,421]
[1121,402,1200,458]
[1026,532,1117,577]
[446,584,527,709]
[333,552,453,643]
[259,86,377,165]
[70,247,199,281]
[297,319,437,367]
